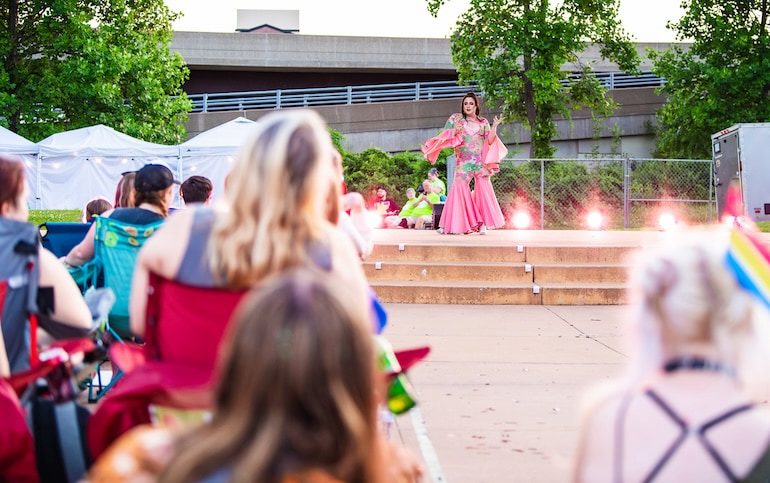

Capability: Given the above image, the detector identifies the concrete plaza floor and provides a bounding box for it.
[372,226,766,482]
[384,303,628,483]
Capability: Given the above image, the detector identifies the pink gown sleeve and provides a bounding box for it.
[421,114,464,164]
[482,135,507,174]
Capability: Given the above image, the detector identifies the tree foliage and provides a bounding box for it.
[332,127,448,207]
[0,0,191,143]
[426,0,640,158]
[649,0,770,159]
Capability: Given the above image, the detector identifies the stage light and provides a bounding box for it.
[367,210,384,228]
[658,212,677,231]
[586,210,604,230]
[722,215,737,227]
[512,211,531,229]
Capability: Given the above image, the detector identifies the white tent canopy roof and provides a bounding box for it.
[0,126,38,155]
[38,124,178,158]
[179,117,258,156]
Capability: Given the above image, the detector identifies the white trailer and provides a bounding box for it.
[712,123,770,221]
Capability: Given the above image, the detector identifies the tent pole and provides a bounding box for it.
[36,154,42,209]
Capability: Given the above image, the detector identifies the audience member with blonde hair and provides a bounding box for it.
[129,109,369,337]
[573,234,770,482]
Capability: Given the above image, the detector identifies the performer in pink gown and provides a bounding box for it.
[421,92,507,234]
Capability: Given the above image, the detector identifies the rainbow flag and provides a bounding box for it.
[724,185,770,309]
[726,227,770,310]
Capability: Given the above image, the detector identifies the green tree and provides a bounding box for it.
[649,1,770,159]
[0,0,191,143]
[426,0,640,158]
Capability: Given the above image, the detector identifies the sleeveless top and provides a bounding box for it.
[613,359,770,482]
[175,208,332,288]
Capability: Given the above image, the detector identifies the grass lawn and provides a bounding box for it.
[29,210,82,226]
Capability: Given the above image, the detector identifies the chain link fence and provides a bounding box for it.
[450,158,714,230]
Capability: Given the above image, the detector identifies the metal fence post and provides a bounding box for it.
[347,86,353,104]
[202,93,208,113]
[709,159,714,221]
[415,82,421,100]
[540,160,545,230]
[276,89,282,109]
[623,157,629,229]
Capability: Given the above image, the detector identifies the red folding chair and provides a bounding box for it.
[0,377,38,482]
[87,272,247,459]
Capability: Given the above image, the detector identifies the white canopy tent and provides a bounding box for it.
[178,117,259,203]
[0,126,40,207]
[36,125,179,210]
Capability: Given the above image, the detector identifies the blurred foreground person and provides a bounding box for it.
[130,109,368,336]
[573,233,770,482]
[0,155,91,372]
[88,270,422,482]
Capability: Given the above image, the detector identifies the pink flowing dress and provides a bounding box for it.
[421,113,507,234]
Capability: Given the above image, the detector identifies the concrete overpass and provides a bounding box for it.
[172,32,675,157]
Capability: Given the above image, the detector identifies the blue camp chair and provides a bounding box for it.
[87,216,164,339]
[39,222,92,258]
[80,216,164,401]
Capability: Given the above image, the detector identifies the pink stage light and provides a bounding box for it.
[512,211,531,229]
[658,212,677,231]
[586,211,604,230]
[367,210,384,228]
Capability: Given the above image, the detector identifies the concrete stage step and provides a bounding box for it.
[364,261,532,283]
[364,229,686,305]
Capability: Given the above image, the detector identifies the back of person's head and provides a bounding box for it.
[0,155,25,214]
[82,197,113,222]
[160,269,380,483]
[211,109,338,288]
[133,164,177,217]
[626,234,770,391]
[180,175,213,204]
[114,171,136,208]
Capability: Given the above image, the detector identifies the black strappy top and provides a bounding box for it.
[613,358,770,482]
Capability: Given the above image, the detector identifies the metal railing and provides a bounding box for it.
[188,71,664,113]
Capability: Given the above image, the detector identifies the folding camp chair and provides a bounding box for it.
[87,216,164,340]
[80,216,163,402]
[7,338,103,483]
[39,222,92,258]
[87,272,247,459]
[1,218,42,373]
[0,377,38,482]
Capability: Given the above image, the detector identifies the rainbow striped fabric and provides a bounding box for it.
[723,185,770,309]
[726,226,770,310]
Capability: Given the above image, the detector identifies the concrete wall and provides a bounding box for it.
[172,32,456,73]
[171,32,689,93]
[171,31,687,73]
